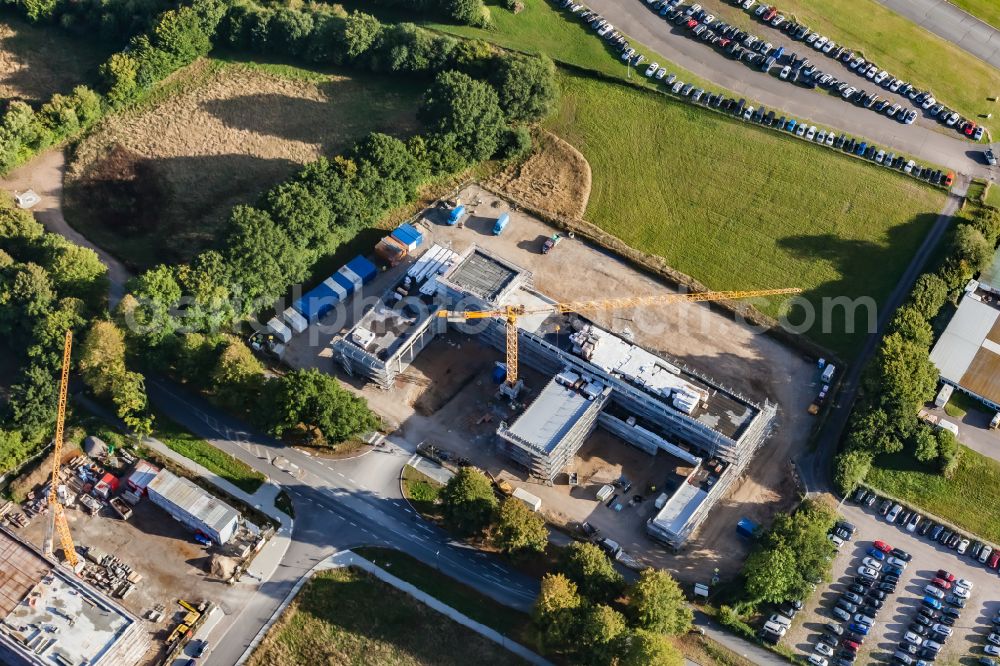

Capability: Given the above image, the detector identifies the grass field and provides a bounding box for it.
[64,56,424,270]
[246,565,525,666]
[943,391,983,419]
[545,71,945,357]
[0,17,111,103]
[985,182,1000,209]
[401,464,444,519]
[951,0,1000,30]
[736,0,1000,136]
[153,411,265,494]
[867,445,1000,544]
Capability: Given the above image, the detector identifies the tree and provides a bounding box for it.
[339,11,382,62]
[743,541,798,603]
[953,224,993,273]
[844,408,902,455]
[264,368,379,443]
[559,541,625,603]
[439,467,497,536]
[125,265,182,345]
[493,497,548,555]
[912,424,939,462]
[443,0,486,25]
[264,181,333,255]
[173,332,220,387]
[619,629,684,666]
[6,363,57,440]
[889,305,933,348]
[268,7,314,56]
[833,448,873,495]
[489,54,557,123]
[936,428,960,477]
[909,273,949,320]
[533,573,582,648]
[352,132,427,198]
[28,297,86,371]
[419,70,505,162]
[629,568,693,635]
[211,337,265,410]
[42,237,107,306]
[580,604,628,665]
[876,332,939,418]
[113,370,153,434]
[0,428,34,475]
[224,206,306,309]
[174,250,235,333]
[79,321,127,397]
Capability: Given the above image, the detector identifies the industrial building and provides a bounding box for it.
[930,283,1000,409]
[147,470,241,545]
[338,244,777,548]
[0,525,148,666]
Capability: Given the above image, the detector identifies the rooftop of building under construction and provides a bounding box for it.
[0,527,142,666]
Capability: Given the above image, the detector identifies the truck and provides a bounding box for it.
[542,233,562,254]
[493,213,510,235]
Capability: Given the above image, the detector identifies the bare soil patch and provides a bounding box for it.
[488,130,591,219]
[0,18,109,103]
[65,59,423,269]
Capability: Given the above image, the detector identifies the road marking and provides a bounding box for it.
[348,478,356,484]
[336,472,344,478]
[349,522,357,527]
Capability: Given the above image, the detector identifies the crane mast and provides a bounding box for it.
[42,330,78,569]
[439,287,802,390]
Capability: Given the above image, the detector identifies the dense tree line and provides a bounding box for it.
[0,204,111,473]
[2,0,174,39]
[833,206,1000,493]
[363,0,490,26]
[534,544,690,665]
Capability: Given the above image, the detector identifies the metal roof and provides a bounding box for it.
[505,378,603,453]
[649,482,709,537]
[930,295,1000,386]
[147,470,239,535]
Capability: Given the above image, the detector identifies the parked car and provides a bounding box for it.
[906,514,921,532]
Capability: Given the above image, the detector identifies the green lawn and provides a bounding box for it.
[986,182,1000,209]
[739,0,1000,135]
[546,71,946,357]
[354,547,534,641]
[952,0,1000,31]
[401,464,444,519]
[246,565,525,666]
[153,411,265,494]
[867,445,1000,543]
[943,390,983,419]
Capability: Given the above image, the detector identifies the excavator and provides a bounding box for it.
[438,287,801,396]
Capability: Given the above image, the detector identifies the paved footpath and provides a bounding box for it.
[874,0,1000,69]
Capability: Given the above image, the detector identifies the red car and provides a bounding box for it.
[943,171,955,187]
[873,540,892,553]
[763,7,778,21]
[843,640,861,652]
[931,577,952,590]
[964,122,977,136]
[989,551,1000,569]
[936,569,955,583]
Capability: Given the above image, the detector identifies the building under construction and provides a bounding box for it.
[0,525,149,666]
[337,245,777,548]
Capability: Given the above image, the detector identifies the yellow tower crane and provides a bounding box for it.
[42,330,78,569]
[437,288,801,390]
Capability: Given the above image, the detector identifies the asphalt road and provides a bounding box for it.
[145,379,540,666]
[579,0,997,178]
[874,0,1000,68]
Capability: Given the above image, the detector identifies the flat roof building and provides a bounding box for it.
[930,288,1000,408]
[147,470,240,545]
[0,526,148,666]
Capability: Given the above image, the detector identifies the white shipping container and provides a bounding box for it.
[282,307,308,334]
[512,487,542,512]
[821,363,836,383]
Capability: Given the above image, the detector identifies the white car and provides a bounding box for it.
[857,565,879,578]
[862,556,883,570]
[743,106,755,121]
[597,23,614,36]
[645,62,659,77]
[904,160,916,173]
[988,646,1000,657]
[956,578,974,591]
[890,79,903,92]
[932,624,953,637]
[980,545,994,564]
[903,632,924,646]
[825,132,835,146]
[922,96,936,109]
[987,633,1000,646]
[903,109,917,124]
[805,32,819,45]
[780,65,792,79]
[952,586,970,599]
[807,657,828,666]
[875,150,886,164]
[655,68,667,79]
[742,0,755,8]
[702,13,715,23]
[822,40,836,53]
[886,556,907,568]
[828,533,845,549]
[887,103,901,117]
[842,86,857,99]
[816,129,827,143]
[924,584,945,600]
[906,514,921,532]
[814,642,834,658]
[795,123,807,137]
[874,70,888,84]
[853,613,874,627]
[814,36,828,50]
[805,125,817,140]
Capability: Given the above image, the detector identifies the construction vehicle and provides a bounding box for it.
[42,331,78,569]
[437,288,801,398]
[541,233,562,254]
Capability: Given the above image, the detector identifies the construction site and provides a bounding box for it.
[0,334,264,665]
[282,184,820,576]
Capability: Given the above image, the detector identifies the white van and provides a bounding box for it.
[937,420,959,437]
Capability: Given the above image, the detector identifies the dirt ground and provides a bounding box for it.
[0,18,109,103]
[283,183,818,583]
[18,496,252,664]
[64,58,423,269]
[487,130,592,219]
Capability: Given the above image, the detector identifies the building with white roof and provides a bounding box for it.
[930,287,1000,408]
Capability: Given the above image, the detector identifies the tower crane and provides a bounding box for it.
[437,287,801,391]
[42,330,79,569]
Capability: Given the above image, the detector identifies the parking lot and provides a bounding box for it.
[783,496,1000,664]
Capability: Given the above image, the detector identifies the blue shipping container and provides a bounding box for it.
[493,213,510,235]
[391,223,423,250]
[448,205,465,225]
[292,256,376,324]
[736,518,759,539]
[344,255,377,284]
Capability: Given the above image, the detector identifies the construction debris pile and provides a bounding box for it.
[79,546,142,600]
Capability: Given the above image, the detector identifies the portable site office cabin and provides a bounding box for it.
[390,223,424,251]
[291,256,378,325]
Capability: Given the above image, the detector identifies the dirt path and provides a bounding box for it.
[0,150,131,305]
